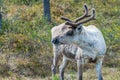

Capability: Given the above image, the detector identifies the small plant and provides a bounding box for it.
[52,75,59,80]
[70,72,75,80]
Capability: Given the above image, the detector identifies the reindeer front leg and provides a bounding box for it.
[59,56,68,80]
[51,51,60,78]
[76,49,83,80]
[77,58,83,80]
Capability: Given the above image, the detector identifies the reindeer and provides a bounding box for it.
[51,4,106,80]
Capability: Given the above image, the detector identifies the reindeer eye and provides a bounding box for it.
[77,26,82,31]
[78,27,81,30]
[66,30,74,36]
[78,26,82,30]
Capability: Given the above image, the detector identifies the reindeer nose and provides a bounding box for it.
[51,38,59,44]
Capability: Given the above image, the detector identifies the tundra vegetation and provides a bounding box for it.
[0,0,120,80]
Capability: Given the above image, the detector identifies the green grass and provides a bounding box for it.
[0,0,120,80]
[52,75,59,80]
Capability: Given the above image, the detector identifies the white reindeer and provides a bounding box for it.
[51,4,106,80]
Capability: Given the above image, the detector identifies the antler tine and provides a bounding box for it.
[75,8,96,26]
[60,16,73,22]
[74,4,90,23]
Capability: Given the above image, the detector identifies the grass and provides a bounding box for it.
[0,0,120,80]
[1,66,119,80]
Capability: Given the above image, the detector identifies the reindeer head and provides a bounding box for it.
[51,4,96,45]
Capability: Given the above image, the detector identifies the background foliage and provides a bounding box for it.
[0,0,120,80]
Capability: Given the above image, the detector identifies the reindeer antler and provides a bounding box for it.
[75,8,96,25]
[61,4,90,23]
[60,16,73,22]
[65,8,96,27]
[74,4,90,23]
[61,4,96,28]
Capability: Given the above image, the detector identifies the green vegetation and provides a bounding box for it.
[0,0,120,80]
